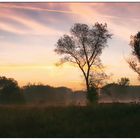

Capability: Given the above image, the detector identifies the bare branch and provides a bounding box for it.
[128,59,140,76]
[127,32,140,80]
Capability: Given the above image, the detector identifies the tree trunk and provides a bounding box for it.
[86,67,90,93]
[85,76,90,93]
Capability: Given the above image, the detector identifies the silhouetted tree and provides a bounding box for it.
[128,32,140,79]
[55,23,112,97]
[0,76,24,104]
[118,77,130,86]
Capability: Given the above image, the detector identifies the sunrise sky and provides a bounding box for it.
[0,2,140,90]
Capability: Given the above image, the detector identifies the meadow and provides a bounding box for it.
[0,104,140,138]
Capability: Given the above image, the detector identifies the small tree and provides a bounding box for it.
[88,71,110,103]
[89,71,109,89]
[55,23,112,97]
[118,77,130,86]
[128,32,140,79]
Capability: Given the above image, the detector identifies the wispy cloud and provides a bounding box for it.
[0,3,80,14]
[0,4,65,36]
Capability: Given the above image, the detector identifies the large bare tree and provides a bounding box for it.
[128,32,140,79]
[54,23,112,93]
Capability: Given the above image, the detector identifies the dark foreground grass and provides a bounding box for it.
[0,104,140,138]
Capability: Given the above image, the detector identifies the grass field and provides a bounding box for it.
[0,104,140,138]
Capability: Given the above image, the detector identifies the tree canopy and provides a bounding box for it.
[0,76,24,104]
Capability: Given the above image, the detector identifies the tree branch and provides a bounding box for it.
[89,36,100,63]
[81,39,89,67]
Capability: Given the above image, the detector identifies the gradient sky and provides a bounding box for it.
[0,2,140,90]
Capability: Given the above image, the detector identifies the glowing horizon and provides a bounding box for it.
[0,2,140,90]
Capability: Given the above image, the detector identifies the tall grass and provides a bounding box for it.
[0,104,140,137]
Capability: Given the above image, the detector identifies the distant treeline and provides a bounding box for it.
[0,76,86,105]
[99,83,140,103]
[1,76,140,105]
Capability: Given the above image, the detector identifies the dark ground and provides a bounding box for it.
[0,104,140,138]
